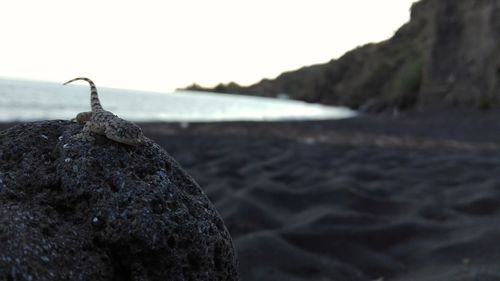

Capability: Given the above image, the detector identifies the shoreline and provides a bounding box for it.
[2,108,500,142]
[139,109,500,151]
[3,109,500,152]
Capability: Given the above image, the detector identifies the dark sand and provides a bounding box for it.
[3,110,500,280]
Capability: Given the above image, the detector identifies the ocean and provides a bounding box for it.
[0,78,356,122]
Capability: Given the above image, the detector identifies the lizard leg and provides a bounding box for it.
[73,111,93,124]
[72,122,96,142]
[104,121,143,146]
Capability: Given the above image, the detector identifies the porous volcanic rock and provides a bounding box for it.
[0,121,238,281]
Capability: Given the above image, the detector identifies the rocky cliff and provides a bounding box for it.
[185,0,500,112]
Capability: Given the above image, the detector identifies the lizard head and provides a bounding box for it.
[107,120,145,146]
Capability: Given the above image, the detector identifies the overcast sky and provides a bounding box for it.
[0,0,418,92]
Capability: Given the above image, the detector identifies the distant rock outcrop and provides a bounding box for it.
[185,0,500,112]
[0,121,238,281]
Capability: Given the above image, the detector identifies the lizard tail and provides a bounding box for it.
[63,77,103,110]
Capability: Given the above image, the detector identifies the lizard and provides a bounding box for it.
[63,77,145,146]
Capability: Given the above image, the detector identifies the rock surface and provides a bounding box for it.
[0,121,238,281]
[185,0,500,112]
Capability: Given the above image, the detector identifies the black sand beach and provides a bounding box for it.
[2,111,500,280]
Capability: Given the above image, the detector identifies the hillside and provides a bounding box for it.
[185,0,500,112]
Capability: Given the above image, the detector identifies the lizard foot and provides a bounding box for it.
[71,132,96,143]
